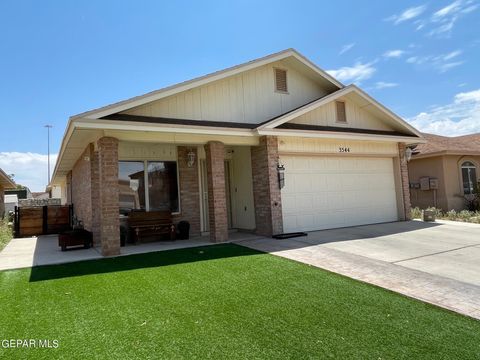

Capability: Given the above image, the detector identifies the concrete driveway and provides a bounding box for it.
[238,220,480,319]
[304,220,480,286]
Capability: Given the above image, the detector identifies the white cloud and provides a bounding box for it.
[383,49,405,58]
[385,5,427,24]
[432,0,464,19]
[339,43,355,55]
[327,62,376,84]
[405,50,464,72]
[408,88,480,136]
[428,0,478,37]
[442,49,462,60]
[437,60,464,72]
[374,81,399,89]
[0,152,57,192]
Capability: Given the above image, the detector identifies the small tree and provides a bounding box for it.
[465,181,480,211]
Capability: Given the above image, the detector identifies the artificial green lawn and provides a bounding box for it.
[0,244,479,359]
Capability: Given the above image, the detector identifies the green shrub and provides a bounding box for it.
[410,207,422,219]
[446,210,457,220]
[0,218,13,252]
[426,207,443,217]
[458,210,473,221]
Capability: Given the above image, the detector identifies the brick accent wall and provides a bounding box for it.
[398,143,412,220]
[251,136,283,236]
[173,147,201,236]
[71,144,93,230]
[66,171,72,204]
[91,150,101,246]
[205,141,228,242]
[98,137,120,256]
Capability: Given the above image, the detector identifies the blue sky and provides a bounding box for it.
[0,0,479,190]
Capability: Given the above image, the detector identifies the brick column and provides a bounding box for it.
[173,147,201,236]
[98,137,120,256]
[91,149,101,247]
[205,141,228,242]
[251,136,283,237]
[66,171,72,204]
[398,143,412,220]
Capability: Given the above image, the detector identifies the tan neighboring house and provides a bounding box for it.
[50,49,424,256]
[0,168,16,217]
[409,133,480,211]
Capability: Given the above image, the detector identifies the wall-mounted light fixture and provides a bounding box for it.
[405,147,413,162]
[187,149,196,168]
[277,163,285,189]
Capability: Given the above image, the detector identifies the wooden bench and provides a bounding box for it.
[128,211,176,243]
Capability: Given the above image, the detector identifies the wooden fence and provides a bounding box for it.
[14,205,73,237]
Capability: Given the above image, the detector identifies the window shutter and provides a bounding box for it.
[336,101,347,123]
[275,69,288,92]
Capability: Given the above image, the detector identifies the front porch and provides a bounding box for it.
[0,231,267,271]
[60,132,284,256]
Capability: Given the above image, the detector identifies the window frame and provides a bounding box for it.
[459,160,478,195]
[118,159,181,214]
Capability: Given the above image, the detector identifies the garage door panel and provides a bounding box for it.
[281,156,398,233]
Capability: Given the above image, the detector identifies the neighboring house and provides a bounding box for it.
[4,194,18,214]
[409,133,480,211]
[32,192,50,200]
[0,168,16,218]
[5,187,33,200]
[50,49,423,256]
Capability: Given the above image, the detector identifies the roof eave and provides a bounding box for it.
[0,168,16,189]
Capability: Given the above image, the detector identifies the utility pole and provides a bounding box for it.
[44,125,53,185]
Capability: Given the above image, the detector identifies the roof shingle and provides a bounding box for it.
[413,132,480,157]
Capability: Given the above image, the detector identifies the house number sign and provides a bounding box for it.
[338,147,351,153]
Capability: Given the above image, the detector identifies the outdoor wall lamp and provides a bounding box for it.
[277,163,285,189]
[187,149,196,168]
[405,147,413,162]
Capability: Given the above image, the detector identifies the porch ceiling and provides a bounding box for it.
[52,124,260,185]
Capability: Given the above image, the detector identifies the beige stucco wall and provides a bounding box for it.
[408,156,448,210]
[409,155,480,211]
[443,155,480,211]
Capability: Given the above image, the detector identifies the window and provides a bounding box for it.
[119,161,145,213]
[461,161,478,195]
[147,161,179,212]
[335,101,347,123]
[118,161,179,214]
[274,68,288,93]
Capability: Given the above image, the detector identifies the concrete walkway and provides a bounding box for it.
[238,220,480,320]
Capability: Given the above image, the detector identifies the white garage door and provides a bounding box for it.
[281,156,399,233]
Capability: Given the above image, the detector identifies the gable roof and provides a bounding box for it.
[257,84,423,138]
[413,132,480,158]
[0,168,15,189]
[71,48,343,121]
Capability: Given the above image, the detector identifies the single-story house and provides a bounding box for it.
[0,168,16,218]
[409,132,480,211]
[50,49,424,256]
